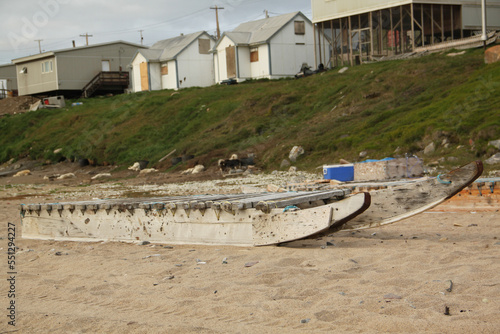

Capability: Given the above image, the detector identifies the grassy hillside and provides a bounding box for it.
[1,48,499,173]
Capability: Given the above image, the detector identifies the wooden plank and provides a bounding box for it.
[331,161,483,233]
[140,62,149,91]
[225,46,236,78]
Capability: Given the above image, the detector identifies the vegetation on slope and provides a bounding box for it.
[1,48,499,172]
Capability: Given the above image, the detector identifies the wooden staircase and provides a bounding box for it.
[82,71,130,98]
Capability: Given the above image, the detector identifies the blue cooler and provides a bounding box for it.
[323,164,354,181]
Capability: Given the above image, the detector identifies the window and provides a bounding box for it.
[250,48,259,62]
[161,65,168,75]
[41,60,53,74]
[198,38,210,54]
[294,21,305,35]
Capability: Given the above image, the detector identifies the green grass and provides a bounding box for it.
[1,48,499,172]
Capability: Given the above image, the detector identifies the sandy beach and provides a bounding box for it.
[1,165,499,333]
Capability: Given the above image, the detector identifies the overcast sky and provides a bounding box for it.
[0,0,312,64]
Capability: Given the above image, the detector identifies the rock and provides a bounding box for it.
[181,168,194,175]
[424,142,435,155]
[91,173,111,180]
[300,318,311,324]
[338,67,348,74]
[13,170,31,177]
[139,241,150,245]
[383,293,402,299]
[289,146,304,162]
[485,153,500,165]
[139,168,158,175]
[53,148,62,154]
[244,261,259,267]
[280,159,291,168]
[57,173,75,180]
[488,139,500,150]
[339,158,351,164]
[359,151,368,158]
[128,162,141,171]
[485,45,500,64]
[288,166,298,173]
[192,165,205,174]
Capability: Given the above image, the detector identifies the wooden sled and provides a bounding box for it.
[20,190,370,246]
[328,160,483,233]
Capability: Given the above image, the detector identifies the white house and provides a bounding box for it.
[213,12,317,83]
[131,31,216,91]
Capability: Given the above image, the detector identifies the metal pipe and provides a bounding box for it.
[481,0,487,41]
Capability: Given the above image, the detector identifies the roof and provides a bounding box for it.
[218,11,310,47]
[12,40,146,64]
[143,31,214,62]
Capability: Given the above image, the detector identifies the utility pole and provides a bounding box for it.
[34,39,43,53]
[80,33,93,46]
[210,5,224,39]
[138,30,144,45]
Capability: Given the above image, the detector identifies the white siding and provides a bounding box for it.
[237,46,251,79]
[161,61,178,90]
[269,18,315,78]
[463,3,500,29]
[250,44,270,79]
[312,0,411,22]
[214,36,234,83]
[131,53,147,93]
[175,37,215,89]
[149,63,162,91]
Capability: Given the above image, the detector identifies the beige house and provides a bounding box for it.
[12,41,145,97]
[311,0,500,66]
[0,63,17,98]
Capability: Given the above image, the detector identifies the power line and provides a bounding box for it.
[210,6,224,39]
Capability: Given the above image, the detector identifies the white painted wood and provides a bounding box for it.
[21,193,369,246]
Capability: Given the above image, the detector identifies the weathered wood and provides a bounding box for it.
[330,161,483,232]
[21,191,370,246]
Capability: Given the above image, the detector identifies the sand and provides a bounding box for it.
[1,168,499,333]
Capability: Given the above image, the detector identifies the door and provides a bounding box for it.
[101,60,110,71]
[140,62,149,91]
[225,46,236,78]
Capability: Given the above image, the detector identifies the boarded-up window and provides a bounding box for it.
[225,46,236,78]
[250,48,259,62]
[161,65,168,75]
[198,39,210,54]
[294,21,305,35]
[140,62,149,91]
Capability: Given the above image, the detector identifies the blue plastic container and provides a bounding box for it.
[323,164,354,181]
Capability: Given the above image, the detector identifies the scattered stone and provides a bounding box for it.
[289,146,304,162]
[142,254,161,259]
[91,173,111,180]
[384,293,402,300]
[288,166,297,173]
[139,168,158,175]
[163,275,175,280]
[359,151,368,158]
[139,241,151,245]
[244,261,259,267]
[326,241,334,246]
[54,251,68,256]
[163,245,174,249]
[300,318,311,324]
[439,237,448,242]
[468,224,478,227]
[488,139,500,149]
[280,159,291,169]
[222,257,228,264]
[482,298,489,303]
[338,67,348,74]
[445,280,453,293]
[485,153,500,165]
[128,162,141,171]
[339,158,351,164]
[13,170,31,177]
[485,45,500,64]
[57,173,75,180]
[53,148,63,154]
[424,142,435,155]
[444,306,450,315]
[196,259,207,264]
[339,292,346,296]
[192,165,205,174]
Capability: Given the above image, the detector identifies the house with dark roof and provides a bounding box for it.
[0,63,17,98]
[130,31,216,91]
[212,11,316,83]
[12,41,145,97]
